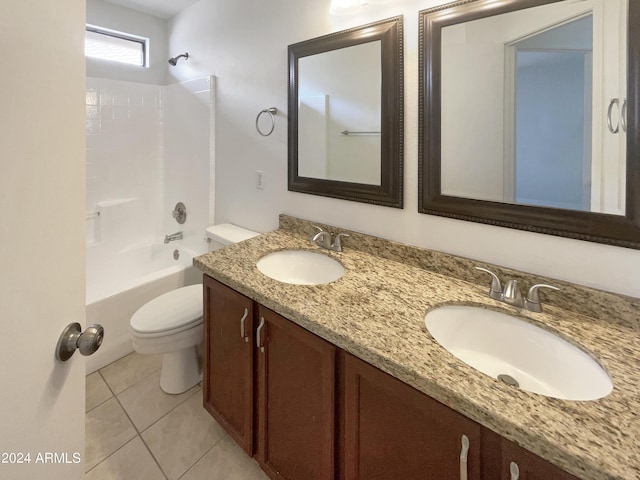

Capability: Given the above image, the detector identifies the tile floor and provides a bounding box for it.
[85,352,269,480]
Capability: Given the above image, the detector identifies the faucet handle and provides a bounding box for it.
[310,225,325,242]
[475,267,503,301]
[310,226,333,249]
[311,224,325,236]
[331,233,350,252]
[525,284,560,312]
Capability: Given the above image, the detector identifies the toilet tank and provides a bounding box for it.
[206,224,260,251]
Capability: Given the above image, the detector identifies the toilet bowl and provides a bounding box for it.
[130,284,203,394]
[129,224,260,394]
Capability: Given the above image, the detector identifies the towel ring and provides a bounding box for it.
[256,107,277,136]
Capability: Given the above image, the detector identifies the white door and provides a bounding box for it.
[0,2,86,479]
[593,0,627,214]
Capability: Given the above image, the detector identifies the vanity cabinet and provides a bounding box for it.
[203,276,336,480]
[256,305,336,480]
[342,352,580,480]
[482,429,580,480]
[203,276,255,454]
[342,352,482,480]
[203,276,581,480]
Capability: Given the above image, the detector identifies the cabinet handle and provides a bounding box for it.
[460,434,470,480]
[607,98,620,134]
[240,308,249,342]
[621,98,627,133]
[510,462,520,480]
[256,317,265,353]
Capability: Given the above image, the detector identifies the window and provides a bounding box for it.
[85,25,148,67]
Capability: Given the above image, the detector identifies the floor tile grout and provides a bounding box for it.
[88,383,174,480]
[135,388,202,479]
[85,395,113,415]
[84,396,138,474]
[175,434,228,480]
[138,430,170,480]
[101,364,163,396]
[113,392,142,436]
[85,371,115,414]
[86,352,249,480]
[136,385,202,434]
[84,436,138,475]
[88,364,202,480]
[97,370,116,396]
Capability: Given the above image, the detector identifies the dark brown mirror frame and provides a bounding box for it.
[418,0,640,249]
[288,16,404,208]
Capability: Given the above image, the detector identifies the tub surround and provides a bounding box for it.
[194,215,640,480]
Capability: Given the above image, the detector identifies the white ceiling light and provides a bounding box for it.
[329,0,368,15]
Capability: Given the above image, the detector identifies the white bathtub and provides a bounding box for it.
[86,241,204,374]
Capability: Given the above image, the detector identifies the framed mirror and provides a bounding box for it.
[288,16,404,208]
[419,0,640,249]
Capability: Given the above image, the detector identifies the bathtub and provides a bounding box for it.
[86,241,204,374]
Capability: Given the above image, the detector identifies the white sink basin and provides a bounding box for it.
[424,305,613,401]
[256,250,344,285]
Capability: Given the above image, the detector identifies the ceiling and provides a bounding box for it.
[103,0,200,19]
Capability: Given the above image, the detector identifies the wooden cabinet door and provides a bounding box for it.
[482,429,580,480]
[256,306,336,480]
[203,276,255,454]
[342,352,482,480]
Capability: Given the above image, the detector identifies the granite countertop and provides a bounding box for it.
[194,228,640,480]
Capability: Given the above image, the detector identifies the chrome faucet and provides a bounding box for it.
[475,266,559,312]
[164,231,183,244]
[310,226,350,252]
[502,279,524,307]
[311,229,332,249]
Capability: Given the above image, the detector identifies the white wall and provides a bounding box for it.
[86,0,168,85]
[167,0,640,299]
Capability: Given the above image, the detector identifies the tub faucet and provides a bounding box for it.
[164,231,183,244]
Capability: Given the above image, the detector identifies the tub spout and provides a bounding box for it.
[164,232,183,244]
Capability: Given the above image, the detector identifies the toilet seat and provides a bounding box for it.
[130,284,203,336]
[127,223,259,394]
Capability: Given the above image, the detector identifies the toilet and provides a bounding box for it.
[129,223,260,394]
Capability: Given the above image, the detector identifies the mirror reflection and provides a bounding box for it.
[439,0,627,215]
[298,41,382,185]
[288,16,403,208]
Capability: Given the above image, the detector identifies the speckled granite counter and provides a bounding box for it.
[194,221,640,480]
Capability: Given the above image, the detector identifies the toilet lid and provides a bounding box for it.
[130,284,203,334]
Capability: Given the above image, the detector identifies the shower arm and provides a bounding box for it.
[168,53,189,66]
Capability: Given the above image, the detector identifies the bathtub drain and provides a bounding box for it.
[173,249,180,260]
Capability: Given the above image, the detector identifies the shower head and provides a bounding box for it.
[168,52,189,66]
